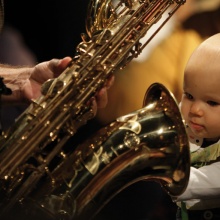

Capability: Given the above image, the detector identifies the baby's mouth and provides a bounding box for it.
[189,121,204,131]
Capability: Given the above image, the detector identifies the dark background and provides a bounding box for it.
[2,1,220,219]
[2,1,180,219]
[4,0,90,62]
[4,0,220,62]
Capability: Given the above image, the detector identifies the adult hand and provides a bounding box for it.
[91,75,115,115]
[23,57,72,101]
[1,57,72,103]
[1,56,115,116]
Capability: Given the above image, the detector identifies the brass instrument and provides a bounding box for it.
[0,0,187,219]
[4,83,189,220]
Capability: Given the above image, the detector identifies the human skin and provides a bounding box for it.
[0,56,114,115]
[180,33,220,141]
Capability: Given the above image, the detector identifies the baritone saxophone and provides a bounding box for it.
[0,0,187,219]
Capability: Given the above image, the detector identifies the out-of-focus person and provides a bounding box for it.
[96,0,220,125]
[0,12,114,131]
[0,25,38,130]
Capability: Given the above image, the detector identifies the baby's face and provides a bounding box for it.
[180,44,220,140]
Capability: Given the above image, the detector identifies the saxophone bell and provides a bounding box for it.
[26,83,189,220]
[71,83,190,219]
[0,0,188,219]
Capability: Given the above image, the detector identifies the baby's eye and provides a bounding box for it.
[207,101,219,106]
[184,92,193,100]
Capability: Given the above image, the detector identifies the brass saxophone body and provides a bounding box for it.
[34,83,190,220]
[0,0,186,219]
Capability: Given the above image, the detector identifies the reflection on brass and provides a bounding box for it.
[0,0,187,219]
[69,83,190,219]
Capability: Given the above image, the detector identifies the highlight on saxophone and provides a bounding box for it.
[0,0,188,219]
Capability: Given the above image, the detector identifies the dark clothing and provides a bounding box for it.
[0,0,4,32]
[182,6,220,39]
[176,207,220,220]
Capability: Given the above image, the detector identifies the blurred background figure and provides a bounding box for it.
[0,26,37,65]
[93,0,220,219]
[1,0,220,219]
[96,0,220,125]
[0,25,37,130]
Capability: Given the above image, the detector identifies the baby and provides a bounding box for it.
[175,33,220,219]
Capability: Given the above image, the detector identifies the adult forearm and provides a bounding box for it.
[0,64,32,103]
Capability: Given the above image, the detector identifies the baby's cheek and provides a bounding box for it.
[180,105,188,120]
[210,117,220,132]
